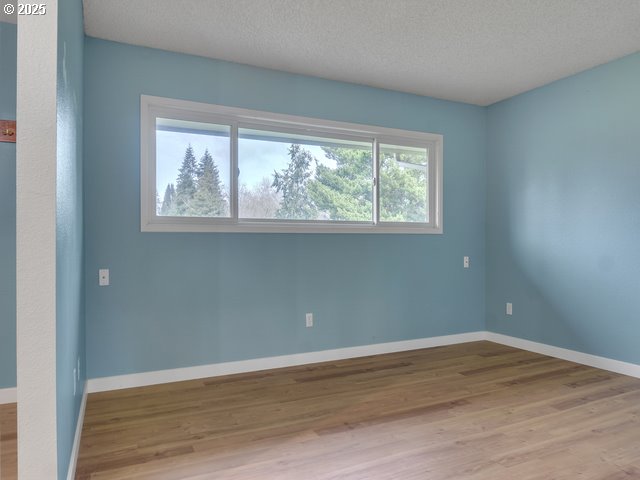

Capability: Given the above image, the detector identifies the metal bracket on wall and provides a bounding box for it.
[0,120,16,143]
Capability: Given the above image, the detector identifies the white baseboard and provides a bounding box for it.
[0,387,16,405]
[486,332,640,379]
[87,331,486,393]
[66,381,88,480]
[85,331,640,394]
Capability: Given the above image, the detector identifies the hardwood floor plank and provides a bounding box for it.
[0,402,16,480]
[74,341,640,479]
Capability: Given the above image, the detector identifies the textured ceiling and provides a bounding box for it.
[84,0,640,105]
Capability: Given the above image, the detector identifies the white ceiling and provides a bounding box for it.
[84,1,640,106]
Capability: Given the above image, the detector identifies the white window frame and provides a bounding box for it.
[141,95,443,234]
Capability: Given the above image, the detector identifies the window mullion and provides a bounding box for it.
[231,122,239,221]
[428,143,435,226]
[373,138,380,225]
[148,113,156,221]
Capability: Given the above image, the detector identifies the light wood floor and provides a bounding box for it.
[0,402,17,480]
[2,342,640,479]
[69,341,639,478]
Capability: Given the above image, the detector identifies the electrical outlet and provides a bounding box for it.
[99,268,109,286]
[506,302,513,315]
[463,256,470,268]
[306,313,313,328]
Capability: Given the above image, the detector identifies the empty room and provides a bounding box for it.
[1,1,639,478]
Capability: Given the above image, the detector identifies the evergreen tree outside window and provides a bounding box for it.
[238,128,373,222]
[155,118,230,218]
[379,144,429,223]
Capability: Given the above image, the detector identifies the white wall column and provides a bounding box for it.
[16,3,59,477]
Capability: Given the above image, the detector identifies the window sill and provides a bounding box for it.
[141,219,443,234]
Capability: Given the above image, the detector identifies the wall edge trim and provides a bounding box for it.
[66,381,88,480]
[487,332,640,379]
[0,387,16,404]
[87,332,487,393]
[86,331,640,393]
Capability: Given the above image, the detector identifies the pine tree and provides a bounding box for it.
[379,151,427,222]
[174,145,198,215]
[160,183,175,216]
[303,146,426,222]
[272,144,317,220]
[193,148,228,216]
[308,147,373,221]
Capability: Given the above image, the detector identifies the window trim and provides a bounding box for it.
[141,95,443,234]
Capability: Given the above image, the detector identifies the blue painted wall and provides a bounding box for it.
[0,22,16,389]
[486,53,640,364]
[56,0,85,478]
[84,38,486,379]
